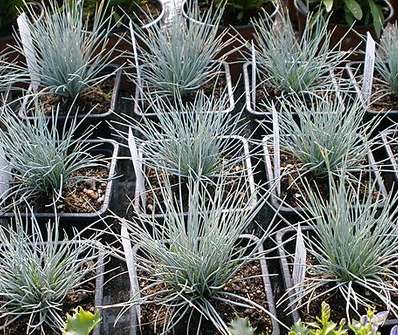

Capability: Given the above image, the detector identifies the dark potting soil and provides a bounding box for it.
[254,77,337,113]
[272,149,381,209]
[143,164,248,215]
[9,166,109,214]
[142,74,227,112]
[0,271,96,335]
[287,254,398,324]
[369,77,398,113]
[138,261,273,334]
[35,78,114,117]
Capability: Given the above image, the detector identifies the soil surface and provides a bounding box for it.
[138,261,273,334]
[9,166,110,214]
[34,78,114,117]
[141,74,227,113]
[143,163,248,214]
[369,76,398,113]
[254,75,337,114]
[270,148,382,209]
[287,254,398,324]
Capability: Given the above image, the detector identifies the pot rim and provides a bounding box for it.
[262,134,388,213]
[0,139,119,219]
[19,65,122,121]
[133,134,257,219]
[133,60,235,117]
[346,61,398,116]
[121,230,280,335]
[276,225,398,327]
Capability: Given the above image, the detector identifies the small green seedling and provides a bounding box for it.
[63,307,101,335]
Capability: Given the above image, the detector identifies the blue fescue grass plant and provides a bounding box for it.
[11,0,121,99]
[251,9,348,105]
[283,173,398,320]
[0,208,100,333]
[277,86,381,178]
[114,175,278,334]
[130,5,235,97]
[0,102,106,210]
[113,92,245,180]
[375,23,398,96]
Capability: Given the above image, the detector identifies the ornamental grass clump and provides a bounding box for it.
[283,174,398,319]
[115,93,244,180]
[277,87,380,178]
[116,176,275,334]
[11,0,120,100]
[375,23,398,97]
[0,209,99,333]
[0,103,105,210]
[131,5,234,97]
[252,9,348,107]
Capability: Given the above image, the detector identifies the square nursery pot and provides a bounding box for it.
[121,230,280,335]
[133,135,257,220]
[133,61,235,118]
[18,66,122,136]
[381,128,398,182]
[276,226,398,328]
[262,135,387,216]
[1,241,105,335]
[243,62,340,120]
[0,139,119,225]
[346,61,398,120]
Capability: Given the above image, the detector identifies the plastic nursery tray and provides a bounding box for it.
[276,226,398,328]
[18,66,122,123]
[121,229,280,335]
[262,135,388,215]
[0,139,119,223]
[133,135,257,220]
[132,61,235,117]
[346,61,398,117]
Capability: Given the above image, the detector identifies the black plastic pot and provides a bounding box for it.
[121,231,280,335]
[276,226,398,328]
[346,61,398,121]
[294,0,394,58]
[19,66,122,137]
[262,134,387,215]
[133,135,257,220]
[243,62,341,120]
[0,140,119,224]
[133,61,235,118]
